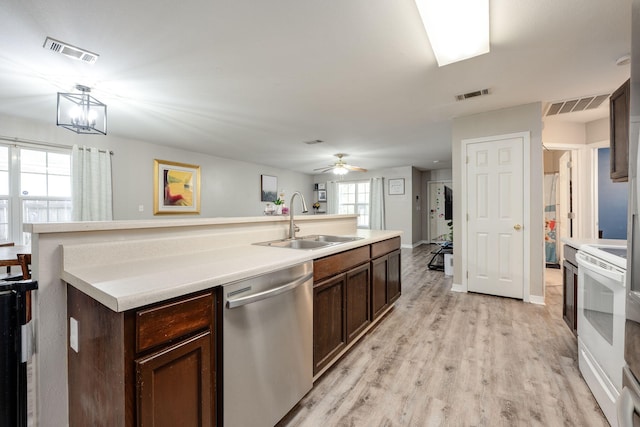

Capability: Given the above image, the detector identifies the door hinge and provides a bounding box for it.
[567,212,575,219]
[566,161,572,169]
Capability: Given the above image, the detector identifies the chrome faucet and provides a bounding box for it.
[289,191,308,239]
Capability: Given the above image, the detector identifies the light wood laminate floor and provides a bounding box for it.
[279,245,608,427]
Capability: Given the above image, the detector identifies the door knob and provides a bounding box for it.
[514,224,522,231]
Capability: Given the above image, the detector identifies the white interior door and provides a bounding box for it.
[466,136,525,299]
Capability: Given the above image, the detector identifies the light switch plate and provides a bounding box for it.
[69,317,79,353]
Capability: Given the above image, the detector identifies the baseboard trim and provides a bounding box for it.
[401,240,436,249]
[529,295,545,305]
[451,283,466,293]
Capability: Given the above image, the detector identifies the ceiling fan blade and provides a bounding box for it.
[313,166,334,173]
[345,165,367,172]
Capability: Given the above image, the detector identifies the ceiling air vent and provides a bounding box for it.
[545,94,609,116]
[43,37,99,64]
[303,139,324,145]
[455,88,490,101]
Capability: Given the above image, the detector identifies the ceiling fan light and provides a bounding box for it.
[414,0,490,67]
[333,166,348,175]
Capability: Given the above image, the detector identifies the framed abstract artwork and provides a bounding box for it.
[153,159,201,214]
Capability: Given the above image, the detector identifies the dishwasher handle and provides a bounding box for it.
[226,272,313,309]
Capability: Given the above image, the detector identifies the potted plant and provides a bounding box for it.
[273,198,284,214]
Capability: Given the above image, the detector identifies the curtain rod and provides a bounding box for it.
[0,135,114,155]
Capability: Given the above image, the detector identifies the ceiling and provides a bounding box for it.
[0,0,632,174]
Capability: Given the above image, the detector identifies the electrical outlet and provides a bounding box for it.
[70,317,79,353]
[138,204,144,212]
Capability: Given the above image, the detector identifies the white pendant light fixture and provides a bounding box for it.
[57,85,107,135]
[414,0,490,67]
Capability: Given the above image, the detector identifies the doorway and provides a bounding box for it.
[427,180,452,243]
[543,148,573,268]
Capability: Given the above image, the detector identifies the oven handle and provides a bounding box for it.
[576,252,625,283]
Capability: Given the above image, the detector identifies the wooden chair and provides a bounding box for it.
[17,253,32,320]
[17,253,31,280]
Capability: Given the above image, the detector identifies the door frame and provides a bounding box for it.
[459,132,532,302]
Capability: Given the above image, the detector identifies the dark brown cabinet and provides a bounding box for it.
[67,286,217,427]
[563,244,578,335]
[312,247,371,375]
[371,255,389,318]
[371,238,402,320]
[137,331,213,427]
[312,238,401,376]
[387,249,401,304]
[345,263,371,342]
[313,273,347,374]
[610,78,630,182]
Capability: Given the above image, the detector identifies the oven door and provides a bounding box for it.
[577,251,627,391]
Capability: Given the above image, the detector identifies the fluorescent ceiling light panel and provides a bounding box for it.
[415,0,490,66]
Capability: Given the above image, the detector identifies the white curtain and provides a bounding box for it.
[326,181,339,214]
[72,145,113,221]
[370,177,385,230]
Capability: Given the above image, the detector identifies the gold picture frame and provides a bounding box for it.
[153,159,201,215]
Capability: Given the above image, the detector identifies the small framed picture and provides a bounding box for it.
[389,178,405,195]
[317,182,326,190]
[318,190,327,202]
[153,159,201,215]
[261,175,278,202]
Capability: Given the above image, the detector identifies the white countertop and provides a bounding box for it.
[561,237,627,249]
[61,229,401,312]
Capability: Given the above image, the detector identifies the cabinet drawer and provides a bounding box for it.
[314,246,370,282]
[564,244,578,266]
[136,291,213,354]
[371,237,401,259]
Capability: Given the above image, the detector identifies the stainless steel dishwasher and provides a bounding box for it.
[222,261,313,427]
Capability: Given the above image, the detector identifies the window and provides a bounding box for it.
[0,144,72,244]
[337,181,370,228]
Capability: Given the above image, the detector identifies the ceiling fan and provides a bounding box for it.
[314,153,368,175]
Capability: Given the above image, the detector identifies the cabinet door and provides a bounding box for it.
[313,274,347,375]
[137,331,213,427]
[563,261,577,334]
[346,263,370,343]
[610,79,630,182]
[387,250,401,304]
[371,256,388,320]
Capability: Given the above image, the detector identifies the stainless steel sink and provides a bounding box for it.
[299,234,364,243]
[253,234,363,250]
[253,238,337,250]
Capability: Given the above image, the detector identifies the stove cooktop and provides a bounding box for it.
[599,247,628,259]
[580,243,627,270]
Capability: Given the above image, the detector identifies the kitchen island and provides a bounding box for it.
[26,215,401,426]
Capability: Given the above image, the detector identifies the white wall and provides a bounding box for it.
[0,114,314,219]
[452,103,544,298]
